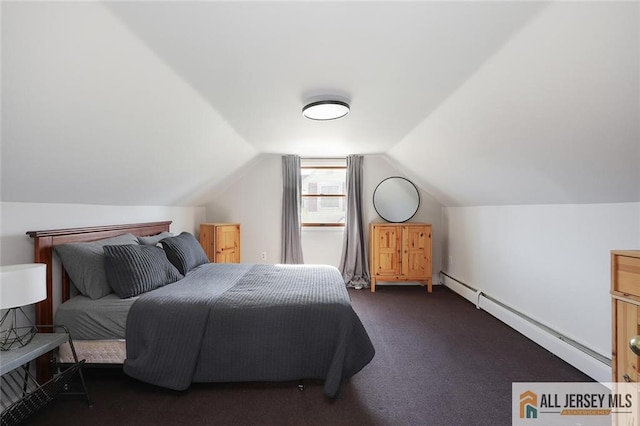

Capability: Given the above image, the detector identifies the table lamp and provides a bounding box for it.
[0,264,47,351]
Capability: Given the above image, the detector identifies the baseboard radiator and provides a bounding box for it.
[439,271,611,383]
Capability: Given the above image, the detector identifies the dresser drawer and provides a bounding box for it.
[613,254,640,297]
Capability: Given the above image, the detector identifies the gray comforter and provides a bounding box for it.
[123,263,375,398]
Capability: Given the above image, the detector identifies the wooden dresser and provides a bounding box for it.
[611,250,640,382]
[369,223,432,293]
[199,223,241,263]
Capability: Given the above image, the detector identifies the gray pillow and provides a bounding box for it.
[137,232,173,246]
[103,245,183,299]
[160,232,209,275]
[54,233,139,299]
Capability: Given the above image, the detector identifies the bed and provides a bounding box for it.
[27,222,375,398]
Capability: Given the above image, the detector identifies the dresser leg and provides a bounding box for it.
[371,278,376,293]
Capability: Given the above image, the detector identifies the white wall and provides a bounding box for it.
[203,154,283,264]
[443,202,640,359]
[0,201,205,318]
[204,154,444,279]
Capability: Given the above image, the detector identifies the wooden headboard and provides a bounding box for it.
[26,221,171,382]
[26,221,172,327]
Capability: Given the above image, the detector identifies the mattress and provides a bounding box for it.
[54,293,138,340]
[58,339,125,364]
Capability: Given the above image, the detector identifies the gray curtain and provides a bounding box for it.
[339,155,370,288]
[281,155,304,264]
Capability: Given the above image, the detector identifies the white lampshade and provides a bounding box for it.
[0,264,46,310]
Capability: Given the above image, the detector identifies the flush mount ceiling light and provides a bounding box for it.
[302,100,350,121]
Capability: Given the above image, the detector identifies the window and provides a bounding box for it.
[301,158,347,227]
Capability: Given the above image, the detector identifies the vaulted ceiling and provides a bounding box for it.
[2,1,638,207]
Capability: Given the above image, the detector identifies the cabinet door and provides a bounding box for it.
[373,226,401,276]
[403,225,429,278]
[215,225,240,263]
[613,300,640,382]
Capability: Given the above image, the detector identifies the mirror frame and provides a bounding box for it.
[373,176,420,223]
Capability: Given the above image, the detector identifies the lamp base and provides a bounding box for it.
[0,307,38,351]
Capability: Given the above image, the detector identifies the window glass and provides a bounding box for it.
[301,159,346,227]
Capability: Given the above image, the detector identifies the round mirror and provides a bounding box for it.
[373,177,420,223]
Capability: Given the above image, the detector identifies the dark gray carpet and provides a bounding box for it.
[28,286,592,425]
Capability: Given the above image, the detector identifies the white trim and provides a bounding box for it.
[441,274,611,384]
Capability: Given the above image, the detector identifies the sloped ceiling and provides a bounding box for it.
[389,1,640,206]
[1,1,638,207]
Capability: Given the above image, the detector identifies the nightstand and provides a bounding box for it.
[0,327,91,425]
[199,223,241,263]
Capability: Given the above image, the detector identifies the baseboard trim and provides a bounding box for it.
[440,272,611,383]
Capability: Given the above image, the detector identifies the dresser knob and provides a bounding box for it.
[623,374,631,383]
[629,336,640,356]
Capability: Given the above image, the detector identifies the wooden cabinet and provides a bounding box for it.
[369,223,432,293]
[199,223,241,263]
[611,250,640,382]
